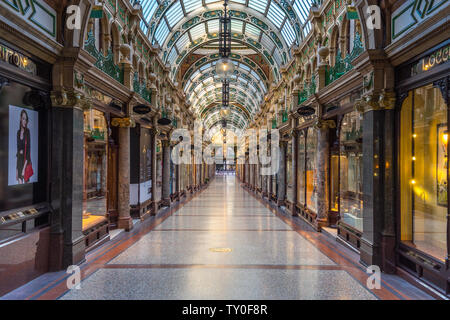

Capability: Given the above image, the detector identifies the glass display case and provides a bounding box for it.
[400,84,448,261]
[297,131,306,205]
[286,141,294,203]
[83,109,108,218]
[339,111,363,231]
[306,127,317,212]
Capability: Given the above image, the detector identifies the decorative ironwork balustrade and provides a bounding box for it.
[85,32,124,84]
[133,73,152,104]
[325,33,364,86]
[298,75,317,105]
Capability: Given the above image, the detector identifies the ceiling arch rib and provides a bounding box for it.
[192,89,259,120]
[185,61,266,103]
[161,10,291,64]
[135,0,316,135]
[190,81,262,113]
[141,0,309,49]
[200,103,252,122]
[170,34,281,81]
[183,57,269,93]
[192,84,260,113]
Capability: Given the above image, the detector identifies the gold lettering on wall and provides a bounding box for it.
[0,44,36,75]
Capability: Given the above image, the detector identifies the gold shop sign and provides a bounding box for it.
[411,44,449,76]
[0,44,36,75]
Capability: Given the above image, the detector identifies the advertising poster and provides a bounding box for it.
[8,105,38,185]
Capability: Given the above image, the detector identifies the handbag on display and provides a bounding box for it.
[23,132,34,183]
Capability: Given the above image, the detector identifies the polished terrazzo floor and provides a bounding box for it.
[59,176,378,300]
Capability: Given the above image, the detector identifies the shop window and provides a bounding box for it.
[286,141,294,203]
[297,131,306,205]
[400,84,448,261]
[83,109,108,223]
[0,81,48,240]
[155,140,162,202]
[339,111,363,231]
[306,127,318,212]
[330,153,339,213]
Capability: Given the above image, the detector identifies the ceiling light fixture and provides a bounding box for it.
[217,0,233,133]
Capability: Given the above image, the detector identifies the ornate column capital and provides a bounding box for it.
[355,91,396,113]
[111,117,136,128]
[378,90,396,110]
[51,89,92,111]
[314,118,336,130]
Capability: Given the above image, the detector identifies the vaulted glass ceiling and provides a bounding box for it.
[135,0,315,134]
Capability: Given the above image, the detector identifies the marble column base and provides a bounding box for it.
[359,237,382,268]
[49,232,64,271]
[381,234,396,274]
[62,235,86,269]
[150,201,158,215]
[161,198,171,207]
[315,217,328,230]
[118,217,133,231]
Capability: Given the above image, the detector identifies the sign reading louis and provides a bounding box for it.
[8,105,38,185]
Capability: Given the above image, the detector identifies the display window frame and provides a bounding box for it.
[286,140,294,204]
[296,129,307,207]
[337,111,364,234]
[0,41,52,243]
[395,39,450,295]
[82,108,110,232]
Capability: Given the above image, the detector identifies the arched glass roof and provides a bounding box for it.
[134,0,315,134]
[139,0,313,47]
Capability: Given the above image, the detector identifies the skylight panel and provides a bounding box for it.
[140,21,149,34]
[190,23,206,40]
[267,3,286,29]
[207,20,219,34]
[231,19,243,33]
[231,0,246,4]
[141,0,159,23]
[293,0,309,24]
[303,21,311,37]
[273,49,282,67]
[200,63,211,71]
[250,70,261,82]
[248,0,268,14]
[261,33,275,52]
[184,79,191,91]
[154,20,170,45]
[245,23,260,39]
[281,22,296,45]
[167,47,178,65]
[166,2,184,28]
[183,0,202,14]
[176,33,190,51]
[240,64,250,72]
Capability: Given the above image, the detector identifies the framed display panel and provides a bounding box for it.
[286,140,294,203]
[400,85,447,262]
[155,140,163,202]
[297,131,306,205]
[0,81,49,215]
[396,39,450,295]
[306,127,318,213]
[339,111,363,232]
[83,109,108,218]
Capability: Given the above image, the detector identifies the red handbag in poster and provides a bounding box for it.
[23,133,33,182]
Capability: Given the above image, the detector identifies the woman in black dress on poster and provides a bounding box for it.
[16,109,31,184]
